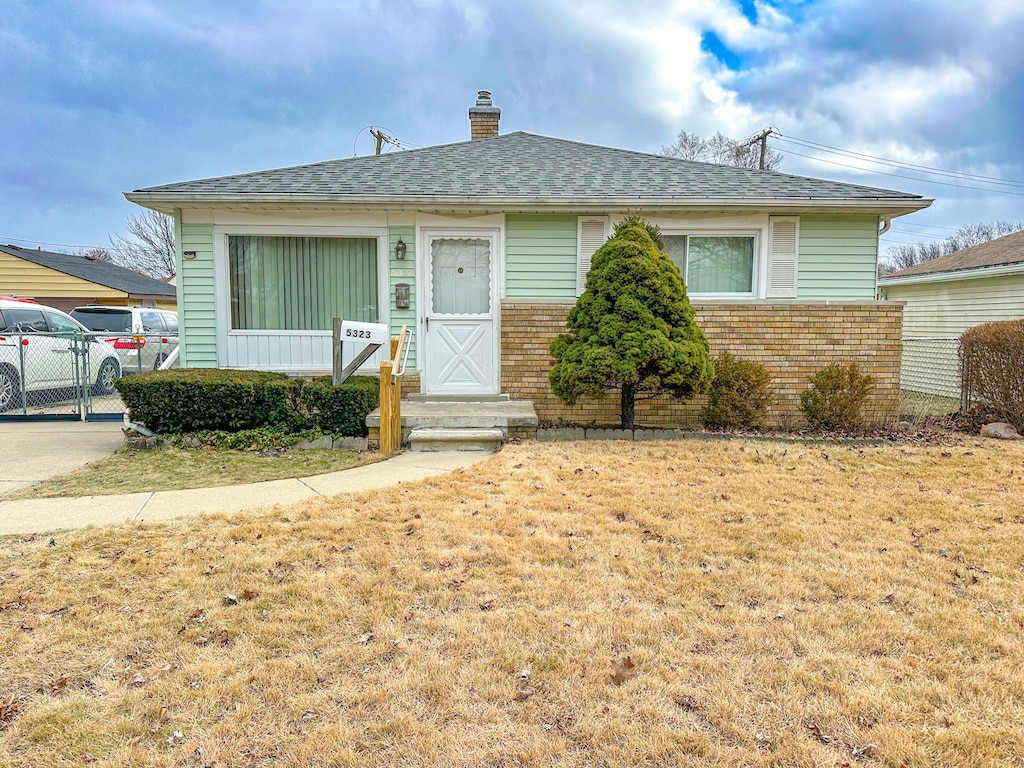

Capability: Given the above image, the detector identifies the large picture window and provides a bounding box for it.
[663,234,756,295]
[228,236,378,330]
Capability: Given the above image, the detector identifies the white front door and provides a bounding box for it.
[422,231,499,395]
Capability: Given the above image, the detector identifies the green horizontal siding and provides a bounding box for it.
[178,219,218,367]
[389,226,416,368]
[506,214,577,298]
[797,215,879,300]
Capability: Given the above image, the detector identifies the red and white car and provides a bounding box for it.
[0,298,122,411]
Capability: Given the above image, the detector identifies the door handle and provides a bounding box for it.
[52,349,71,354]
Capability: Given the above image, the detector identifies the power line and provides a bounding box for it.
[889,226,948,238]
[776,134,1024,188]
[0,235,135,254]
[774,147,1024,196]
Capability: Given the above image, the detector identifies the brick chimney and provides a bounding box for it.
[469,90,500,140]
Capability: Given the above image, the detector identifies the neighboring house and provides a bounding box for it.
[878,229,1024,399]
[0,244,177,313]
[124,91,931,427]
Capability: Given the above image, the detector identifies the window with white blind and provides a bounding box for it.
[228,236,379,330]
[663,233,758,297]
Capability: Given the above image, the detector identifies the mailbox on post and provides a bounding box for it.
[333,319,390,385]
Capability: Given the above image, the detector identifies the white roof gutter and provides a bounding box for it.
[124,192,931,216]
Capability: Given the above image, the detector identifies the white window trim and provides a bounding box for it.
[213,225,390,368]
[661,229,762,299]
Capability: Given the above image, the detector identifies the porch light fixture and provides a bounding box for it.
[395,239,407,260]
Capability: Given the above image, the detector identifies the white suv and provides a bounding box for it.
[0,298,122,411]
[70,305,179,373]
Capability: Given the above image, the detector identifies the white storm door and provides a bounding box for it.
[423,232,499,395]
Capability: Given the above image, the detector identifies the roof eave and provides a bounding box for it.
[125,192,931,217]
[879,261,1024,286]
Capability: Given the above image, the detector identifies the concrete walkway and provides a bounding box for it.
[0,420,491,536]
[1,420,126,498]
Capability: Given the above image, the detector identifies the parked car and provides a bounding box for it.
[70,305,179,373]
[0,298,122,411]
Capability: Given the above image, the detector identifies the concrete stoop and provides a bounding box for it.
[408,427,505,452]
[366,397,538,452]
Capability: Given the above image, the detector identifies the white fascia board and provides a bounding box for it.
[879,261,1024,286]
[124,191,931,215]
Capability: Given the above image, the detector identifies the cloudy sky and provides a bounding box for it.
[2,0,1022,261]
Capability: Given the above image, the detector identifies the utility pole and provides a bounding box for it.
[747,126,779,170]
[369,128,399,156]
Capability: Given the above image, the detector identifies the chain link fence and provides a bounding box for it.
[899,337,963,422]
[0,331,177,419]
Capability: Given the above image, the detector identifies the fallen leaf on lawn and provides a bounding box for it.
[805,720,832,743]
[125,674,147,688]
[513,687,536,701]
[356,631,375,645]
[0,696,23,730]
[189,608,206,623]
[222,594,239,606]
[673,693,698,710]
[478,599,495,611]
[239,589,258,601]
[38,676,69,697]
[609,656,636,686]
[850,743,878,759]
[195,629,233,647]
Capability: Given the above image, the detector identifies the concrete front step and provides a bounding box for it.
[408,427,505,452]
[366,398,539,445]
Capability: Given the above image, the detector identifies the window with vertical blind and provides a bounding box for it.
[228,236,378,330]
[663,233,757,296]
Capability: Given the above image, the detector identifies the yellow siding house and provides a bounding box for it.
[0,244,176,313]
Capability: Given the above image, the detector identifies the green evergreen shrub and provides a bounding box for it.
[116,369,378,436]
[959,319,1024,432]
[549,215,714,429]
[800,362,875,430]
[699,352,772,430]
[287,376,380,436]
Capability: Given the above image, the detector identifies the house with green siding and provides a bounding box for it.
[124,91,931,427]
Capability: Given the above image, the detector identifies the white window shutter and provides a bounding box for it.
[577,217,608,295]
[767,216,799,298]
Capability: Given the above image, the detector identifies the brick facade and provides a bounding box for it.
[499,300,904,428]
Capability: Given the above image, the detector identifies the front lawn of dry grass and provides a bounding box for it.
[2,438,1023,767]
[7,447,380,499]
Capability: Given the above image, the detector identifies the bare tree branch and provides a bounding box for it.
[662,130,782,171]
[110,210,176,278]
[879,220,1024,275]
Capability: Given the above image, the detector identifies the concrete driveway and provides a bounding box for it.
[0,420,124,498]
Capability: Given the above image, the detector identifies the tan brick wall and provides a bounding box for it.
[500,300,904,428]
[470,116,499,140]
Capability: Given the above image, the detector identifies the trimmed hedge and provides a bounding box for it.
[115,368,379,436]
[960,319,1024,432]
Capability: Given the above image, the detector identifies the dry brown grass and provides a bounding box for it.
[2,438,1023,767]
[7,447,380,499]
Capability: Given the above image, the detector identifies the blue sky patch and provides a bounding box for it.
[701,31,742,71]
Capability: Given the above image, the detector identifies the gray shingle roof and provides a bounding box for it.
[880,229,1024,280]
[128,132,926,208]
[0,245,176,298]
